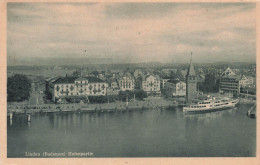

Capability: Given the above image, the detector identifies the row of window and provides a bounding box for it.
[76,81,88,84]
[59,87,106,92]
[57,91,105,96]
[144,88,159,91]
[143,81,160,84]
[57,84,106,88]
[145,85,159,87]
[220,83,239,86]
[190,105,206,108]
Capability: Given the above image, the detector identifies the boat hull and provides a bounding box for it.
[183,105,236,114]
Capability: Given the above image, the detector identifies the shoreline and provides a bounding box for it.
[7,98,178,115]
[7,97,256,116]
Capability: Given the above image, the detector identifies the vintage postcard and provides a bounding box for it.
[0,0,259,165]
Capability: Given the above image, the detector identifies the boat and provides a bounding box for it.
[183,95,239,113]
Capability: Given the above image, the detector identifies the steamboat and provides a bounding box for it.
[183,95,239,113]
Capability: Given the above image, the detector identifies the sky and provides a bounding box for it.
[7,3,256,65]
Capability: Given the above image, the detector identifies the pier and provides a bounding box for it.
[247,103,256,118]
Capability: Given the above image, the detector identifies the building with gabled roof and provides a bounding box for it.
[219,67,241,94]
[220,68,255,95]
[239,75,254,87]
[142,75,161,95]
[164,79,186,97]
[118,71,135,91]
[46,76,108,102]
[221,67,236,76]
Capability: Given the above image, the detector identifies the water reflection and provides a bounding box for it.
[48,113,55,128]
[184,108,236,123]
[7,105,256,157]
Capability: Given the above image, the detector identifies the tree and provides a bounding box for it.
[202,74,219,93]
[118,90,147,101]
[118,90,134,101]
[7,74,31,102]
[134,89,148,100]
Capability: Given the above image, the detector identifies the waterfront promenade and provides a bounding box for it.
[7,97,178,115]
[7,96,256,115]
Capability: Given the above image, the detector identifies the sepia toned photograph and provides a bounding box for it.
[5,2,256,159]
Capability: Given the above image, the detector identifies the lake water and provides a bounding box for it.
[7,103,256,157]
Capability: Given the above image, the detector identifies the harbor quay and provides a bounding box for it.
[7,96,256,119]
[7,97,179,115]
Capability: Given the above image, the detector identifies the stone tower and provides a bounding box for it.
[186,53,197,103]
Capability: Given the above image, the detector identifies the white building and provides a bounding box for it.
[221,67,236,76]
[118,72,135,91]
[142,75,161,95]
[239,75,254,87]
[49,77,108,102]
[164,80,186,97]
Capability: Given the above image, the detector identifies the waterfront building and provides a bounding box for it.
[239,75,254,87]
[45,76,61,100]
[219,75,241,94]
[46,76,108,102]
[142,75,161,95]
[186,55,197,103]
[219,67,241,94]
[164,79,186,97]
[118,72,135,91]
[221,67,236,76]
[106,77,120,96]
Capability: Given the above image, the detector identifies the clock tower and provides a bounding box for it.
[186,53,197,103]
